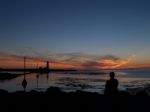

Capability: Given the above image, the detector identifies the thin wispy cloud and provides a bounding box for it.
[0,49,136,69]
[49,53,136,69]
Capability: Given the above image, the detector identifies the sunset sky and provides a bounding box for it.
[0,0,150,69]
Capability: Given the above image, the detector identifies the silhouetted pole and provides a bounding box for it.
[22,57,27,92]
[36,73,39,88]
[46,61,50,73]
[46,73,49,84]
[24,57,26,78]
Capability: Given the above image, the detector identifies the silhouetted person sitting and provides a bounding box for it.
[104,72,119,96]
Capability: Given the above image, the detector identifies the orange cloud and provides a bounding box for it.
[100,59,130,69]
[0,52,148,69]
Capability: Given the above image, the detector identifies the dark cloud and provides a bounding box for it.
[0,51,45,62]
[101,55,120,61]
[80,60,100,69]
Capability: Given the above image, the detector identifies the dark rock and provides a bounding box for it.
[136,90,149,96]
[0,89,8,95]
[45,87,65,96]
[119,91,131,96]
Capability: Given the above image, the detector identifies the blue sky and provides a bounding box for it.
[0,0,150,68]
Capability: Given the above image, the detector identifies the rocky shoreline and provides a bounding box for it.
[0,86,149,96]
[0,87,149,112]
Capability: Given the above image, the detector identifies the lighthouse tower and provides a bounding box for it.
[46,61,49,70]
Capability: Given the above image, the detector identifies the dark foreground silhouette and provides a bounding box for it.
[0,87,149,112]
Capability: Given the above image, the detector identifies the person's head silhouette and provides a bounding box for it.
[109,72,115,79]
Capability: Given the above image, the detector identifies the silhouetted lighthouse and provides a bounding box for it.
[46,61,49,70]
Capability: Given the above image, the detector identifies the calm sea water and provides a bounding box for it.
[0,69,150,95]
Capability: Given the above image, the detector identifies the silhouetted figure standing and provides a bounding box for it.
[104,72,119,96]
